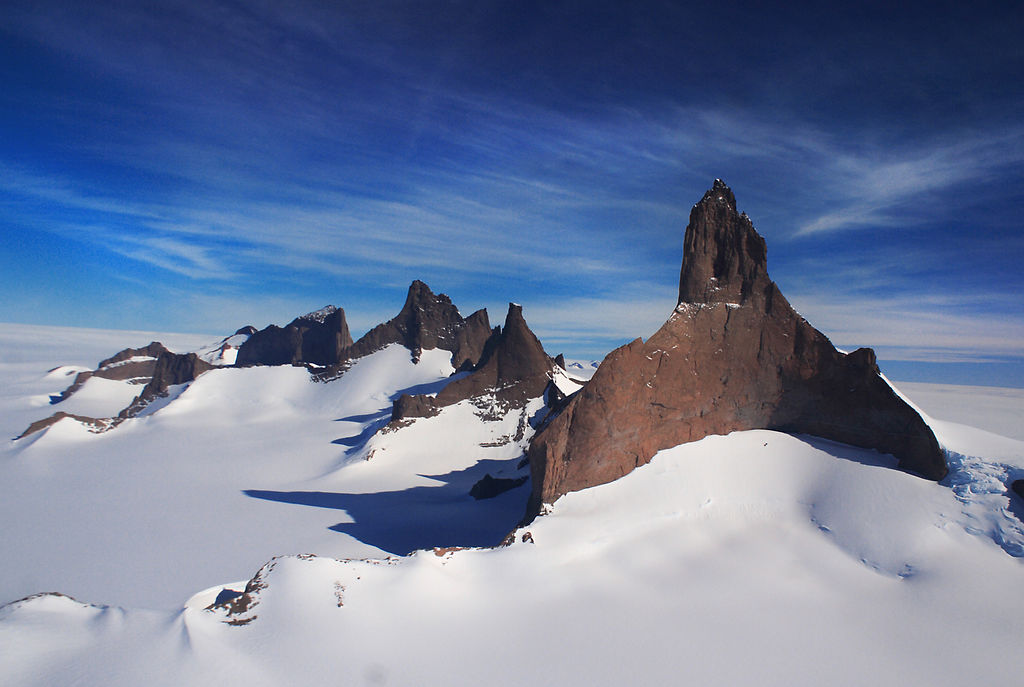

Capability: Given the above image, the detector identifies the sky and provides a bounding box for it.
[1,0,1022,386]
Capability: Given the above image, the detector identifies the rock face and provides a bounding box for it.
[52,341,169,403]
[526,180,947,520]
[436,304,553,407]
[236,306,353,367]
[389,303,555,422]
[19,348,214,438]
[120,352,213,418]
[345,280,492,367]
[239,282,492,375]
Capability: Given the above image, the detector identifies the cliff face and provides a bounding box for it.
[526,180,946,520]
[51,342,169,403]
[390,303,554,423]
[236,307,353,367]
[119,352,213,418]
[344,280,492,367]
[435,303,553,408]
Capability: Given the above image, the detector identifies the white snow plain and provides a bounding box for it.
[1,322,1023,686]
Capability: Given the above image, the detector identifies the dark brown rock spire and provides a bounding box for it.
[390,302,556,423]
[525,180,946,521]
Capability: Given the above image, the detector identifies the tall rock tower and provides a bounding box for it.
[526,180,946,520]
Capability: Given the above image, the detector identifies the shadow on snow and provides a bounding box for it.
[329,372,470,453]
[243,458,528,556]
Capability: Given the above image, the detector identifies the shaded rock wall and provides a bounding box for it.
[236,307,353,367]
[526,180,946,520]
[52,341,169,403]
[344,280,491,366]
[390,303,555,423]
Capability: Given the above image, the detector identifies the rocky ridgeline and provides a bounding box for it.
[236,280,495,375]
[341,280,493,369]
[390,302,557,423]
[49,341,170,404]
[19,348,215,439]
[525,180,947,520]
[20,180,948,523]
[19,281,558,439]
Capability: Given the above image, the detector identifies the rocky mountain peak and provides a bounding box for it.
[237,307,353,367]
[393,281,463,355]
[526,180,946,522]
[392,303,554,424]
[699,178,736,210]
[678,179,770,307]
[295,305,339,324]
[342,280,489,367]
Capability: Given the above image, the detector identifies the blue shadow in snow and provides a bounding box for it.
[335,411,388,424]
[243,458,528,555]
[332,419,388,448]
[329,372,470,453]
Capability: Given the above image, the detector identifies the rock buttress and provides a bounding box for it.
[526,180,946,520]
[342,281,493,368]
[237,307,353,367]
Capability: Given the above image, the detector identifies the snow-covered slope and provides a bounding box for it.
[0,335,533,609]
[2,430,1023,686]
[1,323,1023,686]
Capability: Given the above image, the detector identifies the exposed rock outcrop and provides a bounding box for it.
[388,303,556,423]
[344,280,492,367]
[390,393,440,424]
[436,304,554,408]
[18,350,214,439]
[15,411,116,439]
[51,341,169,403]
[119,352,213,418]
[469,473,529,500]
[236,306,353,367]
[526,179,946,520]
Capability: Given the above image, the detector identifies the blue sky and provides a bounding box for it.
[1,1,1022,385]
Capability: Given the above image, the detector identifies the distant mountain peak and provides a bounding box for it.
[391,302,556,424]
[342,280,490,368]
[237,306,353,367]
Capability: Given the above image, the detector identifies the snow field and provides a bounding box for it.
[2,322,1024,686]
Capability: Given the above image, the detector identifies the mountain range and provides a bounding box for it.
[1,181,1022,687]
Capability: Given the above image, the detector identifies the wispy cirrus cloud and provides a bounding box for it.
[3,0,1023,383]
[793,130,1024,236]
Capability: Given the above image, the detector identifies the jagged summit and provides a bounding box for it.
[391,302,555,423]
[343,280,492,368]
[526,180,947,521]
[236,281,491,371]
[678,178,771,306]
[699,178,736,208]
[436,303,553,407]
